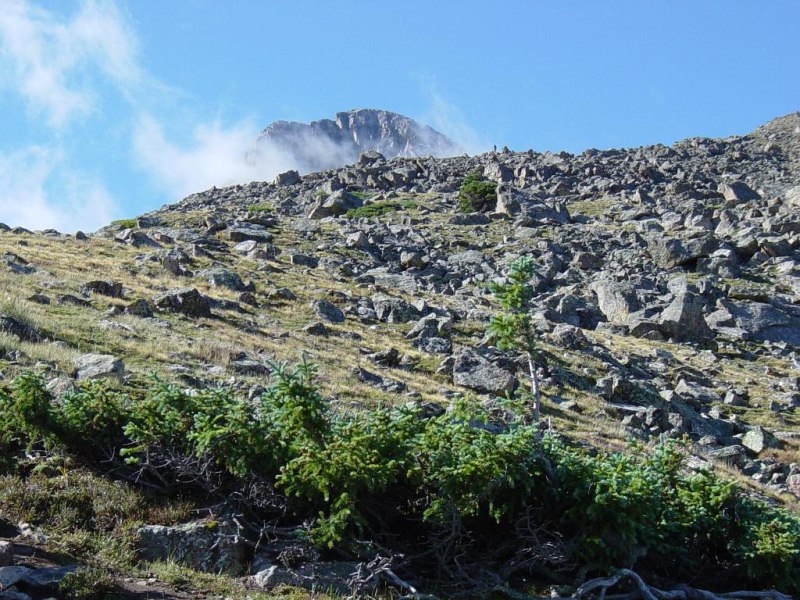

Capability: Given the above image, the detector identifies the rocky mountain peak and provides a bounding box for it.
[250,108,460,174]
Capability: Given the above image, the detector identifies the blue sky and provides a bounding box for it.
[0,1,798,232]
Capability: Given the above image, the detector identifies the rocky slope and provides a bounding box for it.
[247,108,460,173]
[1,111,800,598]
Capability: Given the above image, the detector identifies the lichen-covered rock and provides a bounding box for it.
[137,520,247,575]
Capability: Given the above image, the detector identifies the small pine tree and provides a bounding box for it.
[487,256,541,424]
[457,169,497,213]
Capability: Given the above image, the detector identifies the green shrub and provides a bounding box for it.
[56,381,128,449]
[111,218,137,229]
[345,199,417,219]
[457,169,497,213]
[278,406,421,546]
[0,372,55,454]
[246,203,272,213]
[2,366,799,594]
[59,567,118,600]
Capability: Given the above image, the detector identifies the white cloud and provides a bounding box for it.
[0,0,142,128]
[0,146,119,233]
[132,114,297,200]
[419,85,491,155]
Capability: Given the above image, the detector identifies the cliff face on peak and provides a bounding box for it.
[248,108,461,173]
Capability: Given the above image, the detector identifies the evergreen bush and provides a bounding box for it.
[457,169,497,213]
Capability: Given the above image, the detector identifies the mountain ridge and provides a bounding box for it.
[247,108,461,174]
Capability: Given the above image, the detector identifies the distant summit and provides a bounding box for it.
[248,108,460,174]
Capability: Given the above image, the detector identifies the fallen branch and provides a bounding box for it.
[572,570,792,600]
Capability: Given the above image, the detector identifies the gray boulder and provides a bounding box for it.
[406,313,452,340]
[251,560,361,595]
[153,288,211,318]
[590,280,640,325]
[0,541,12,567]
[647,236,716,269]
[312,300,345,323]
[741,426,780,455]
[74,354,125,382]
[82,280,124,298]
[707,299,800,344]
[197,267,249,291]
[719,181,760,205]
[372,293,420,323]
[308,190,362,219]
[274,169,301,187]
[659,292,714,343]
[225,225,273,243]
[357,150,386,167]
[448,212,491,226]
[125,299,153,317]
[353,367,406,393]
[452,348,516,396]
[0,314,42,343]
[0,564,76,591]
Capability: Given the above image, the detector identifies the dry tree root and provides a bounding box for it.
[572,569,792,600]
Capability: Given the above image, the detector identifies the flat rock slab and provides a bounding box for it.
[74,354,125,382]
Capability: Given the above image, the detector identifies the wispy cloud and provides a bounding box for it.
[132,114,295,201]
[0,146,118,232]
[418,82,491,155]
[0,0,283,224]
[0,0,142,129]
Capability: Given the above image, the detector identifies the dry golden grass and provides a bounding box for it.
[1,205,799,510]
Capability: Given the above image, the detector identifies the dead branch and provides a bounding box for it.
[571,569,792,600]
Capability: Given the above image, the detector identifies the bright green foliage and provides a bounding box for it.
[0,372,55,453]
[260,358,328,447]
[414,411,541,523]
[246,203,272,213]
[457,169,497,213]
[188,388,274,479]
[736,501,800,591]
[487,256,541,421]
[111,218,137,229]
[120,360,328,480]
[121,378,199,461]
[2,367,800,593]
[279,407,421,547]
[487,256,536,354]
[56,381,127,448]
[346,199,417,218]
[553,441,731,568]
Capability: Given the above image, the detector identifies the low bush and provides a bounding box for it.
[59,567,118,600]
[457,169,497,213]
[246,203,272,213]
[111,218,137,229]
[346,199,417,219]
[1,368,798,594]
